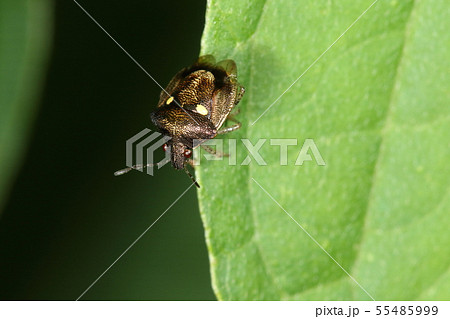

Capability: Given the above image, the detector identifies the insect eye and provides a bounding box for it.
[184,149,192,158]
[162,144,168,152]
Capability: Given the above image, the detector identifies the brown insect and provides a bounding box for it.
[115,55,245,187]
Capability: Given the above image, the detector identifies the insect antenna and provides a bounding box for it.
[114,164,156,176]
[183,166,200,188]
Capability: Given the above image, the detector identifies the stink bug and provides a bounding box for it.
[115,55,245,187]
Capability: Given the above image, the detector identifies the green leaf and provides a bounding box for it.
[0,0,53,213]
[197,0,449,300]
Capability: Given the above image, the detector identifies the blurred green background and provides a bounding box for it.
[0,0,216,300]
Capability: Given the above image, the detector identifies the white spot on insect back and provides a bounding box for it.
[196,104,208,115]
[166,96,174,105]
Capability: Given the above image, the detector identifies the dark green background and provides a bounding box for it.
[0,0,215,300]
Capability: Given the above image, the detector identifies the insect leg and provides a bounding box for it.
[201,144,229,157]
[114,163,155,176]
[235,86,245,105]
[218,123,241,135]
[184,162,200,188]
[218,113,241,135]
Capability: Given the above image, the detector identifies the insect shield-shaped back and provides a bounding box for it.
[115,56,244,187]
[150,56,244,187]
